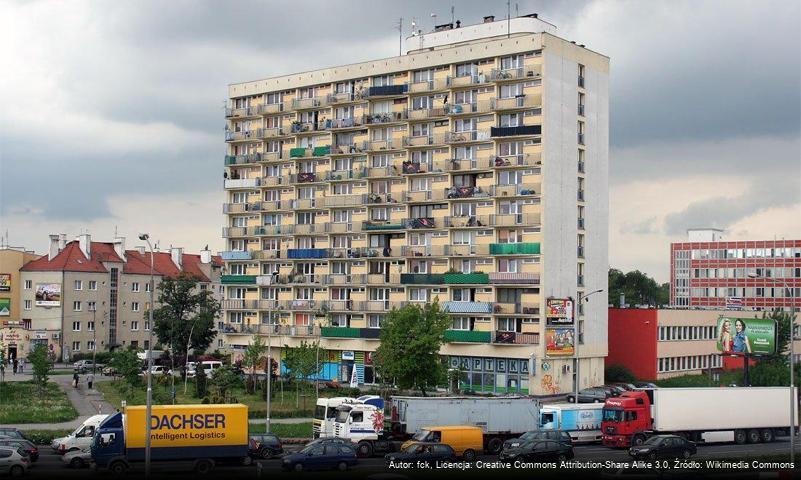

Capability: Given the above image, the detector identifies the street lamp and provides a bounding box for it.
[139,233,155,478]
[748,272,796,463]
[266,302,272,434]
[575,289,604,395]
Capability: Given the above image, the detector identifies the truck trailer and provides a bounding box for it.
[601,387,797,448]
[91,404,250,474]
[539,403,603,443]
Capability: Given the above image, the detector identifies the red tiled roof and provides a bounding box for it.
[20,241,123,273]
[123,251,211,282]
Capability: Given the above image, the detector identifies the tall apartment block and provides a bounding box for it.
[671,228,801,310]
[220,14,609,395]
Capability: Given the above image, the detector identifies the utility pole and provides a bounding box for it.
[266,306,272,434]
[396,18,403,56]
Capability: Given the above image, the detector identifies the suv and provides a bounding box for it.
[503,430,572,452]
[566,387,610,403]
[248,433,284,459]
[0,446,29,477]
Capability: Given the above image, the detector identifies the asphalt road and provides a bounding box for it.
[25,438,797,479]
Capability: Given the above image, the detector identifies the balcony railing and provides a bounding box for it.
[441,302,494,314]
[408,107,448,120]
[408,77,450,93]
[445,100,493,115]
[224,178,260,189]
[490,96,541,110]
[362,138,404,151]
[291,97,328,109]
[258,103,284,115]
[490,68,541,81]
[447,73,491,87]
[220,275,257,285]
[578,76,585,88]
[489,243,541,255]
[444,330,491,343]
[364,110,408,124]
[402,133,447,147]
[225,153,262,166]
[578,104,585,116]
[225,106,259,118]
[364,84,408,97]
[225,130,260,142]
[578,133,585,145]
[489,184,539,197]
[491,125,541,137]
[488,272,540,285]
[445,130,492,143]
[262,127,286,138]
[493,331,540,345]
[326,92,363,104]
[444,213,540,228]
[329,117,364,129]
[220,251,252,261]
[491,153,542,168]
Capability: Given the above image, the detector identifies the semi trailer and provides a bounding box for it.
[539,403,603,443]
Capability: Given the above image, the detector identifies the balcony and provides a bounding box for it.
[488,273,540,285]
[400,273,445,285]
[491,125,541,137]
[220,299,259,310]
[225,130,260,142]
[448,73,491,87]
[491,96,540,110]
[260,152,282,163]
[258,103,284,115]
[490,154,541,168]
[443,273,489,284]
[313,145,331,156]
[365,84,408,97]
[225,106,258,118]
[291,97,327,110]
[225,154,261,166]
[445,213,540,229]
[296,172,319,183]
[362,138,403,151]
[262,127,286,138]
[494,332,540,345]
[578,160,585,173]
[287,248,328,259]
[444,330,491,343]
[578,218,585,229]
[364,110,408,125]
[445,130,492,143]
[224,178,260,189]
[578,190,585,201]
[327,92,362,105]
[320,327,382,339]
[441,302,494,314]
[578,104,585,116]
[223,202,263,214]
[290,147,309,158]
[329,117,364,129]
[445,100,493,115]
[408,107,448,120]
[401,160,432,174]
[490,68,540,81]
[490,184,539,197]
[220,275,257,285]
[220,251,252,261]
[324,169,368,181]
[362,221,406,231]
[408,77,450,93]
[402,244,485,257]
[445,185,490,199]
[489,243,541,255]
[406,217,438,229]
[403,134,447,147]
[578,76,585,88]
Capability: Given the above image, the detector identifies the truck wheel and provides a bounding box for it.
[337,461,348,471]
[463,449,477,462]
[70,457,84,468]
[487,438,503,454]
[761,429,775,443]
[632,434,647,446]
[357,441,373,458]
[194,459,214,474]
[9,466,24,478]
[747,429,761,443]
[734,430,747,445]
[109,461,128,475]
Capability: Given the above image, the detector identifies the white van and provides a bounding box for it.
[52,414,108,453]
[186,361,223,378]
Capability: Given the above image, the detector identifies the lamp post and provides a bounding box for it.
[574,289,604,395]
[139,233,155,478]
[266,304,272,434]
[748,272,796,463]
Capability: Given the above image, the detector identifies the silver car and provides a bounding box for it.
[0,446,29,477]
[62,448,92,468]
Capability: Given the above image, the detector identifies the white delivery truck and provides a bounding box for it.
[52,414,109,453]
[314,396,383,438]
[602,387,797,447]
[539,403,603,443]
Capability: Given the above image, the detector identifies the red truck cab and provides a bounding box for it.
[601,390,653,448]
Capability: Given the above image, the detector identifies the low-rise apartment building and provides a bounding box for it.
[0,246,41,361]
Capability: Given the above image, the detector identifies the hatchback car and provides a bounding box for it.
[0,446,29,477]
[629,435,696,460]
[385,442,456,468]
[499,440,574,462]
[502,430,573,452]
[248,433,284,459]
[282,443,358,471]
[566,387,611,403]
[0,429,28,441]
[0,439,38,462]
[62,448,92,468]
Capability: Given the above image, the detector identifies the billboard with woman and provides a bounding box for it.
[716,316,776,355]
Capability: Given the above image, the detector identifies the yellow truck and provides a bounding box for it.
[91,404,250,474]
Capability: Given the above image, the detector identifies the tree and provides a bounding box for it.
[110,347,143,398]
[750,309,800,387]
[195,362,208,399]
[243,336,268,394]
[150,272,221,360]
[605,364,636,383]
[29,343,51,390]
[374,302,450,396]
[608,268,668,307]
[283,341,319,408]
[209,365,240,403]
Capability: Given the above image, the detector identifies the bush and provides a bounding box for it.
[22,429,72,446]
[605,364,636,383]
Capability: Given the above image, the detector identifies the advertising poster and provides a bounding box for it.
[546,298,574,324]
[0,298,9,316]
[0,274,10,292]
[35,283,62,307]
[545,327,575,357]
[716,316,776,355]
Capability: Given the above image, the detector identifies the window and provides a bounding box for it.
[87,341,95,351]
[88,321,95,332]
[24,300,32,310]
[500,55,522,70]
[409,288,428,302]
[72,321,81,331]
[145,282,152,293]
[371,154,389,167]
[132,302,140,312]
[368,314,384,329]
[452,317,471,330]
[88,301,96,312]
[72,341,81,352]
[132,282,140,292]
[132,321,139,331]
[24,280,32,289]
[89,280,97,290]
[73,301,82,311]
[74,280,83,290]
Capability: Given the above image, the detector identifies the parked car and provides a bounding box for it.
[281,443,358,471]
[385,442,456,468]
[73,360,102,373]
[604,385,627,396]
[629,435,696,460]
[403,425,484,461]
[248,433,284,459]
[0,429,28,441]
[502,430,573,451]
[139,365,167,376]
[305,437,353,448]
[499,440,574,462]
[0,446,29,477]
[610,383,637,391]
[634,382,659,389]
[62,448,92,468]
[0,439,38,462]
[185,361,223,378]
[566,387,611,403]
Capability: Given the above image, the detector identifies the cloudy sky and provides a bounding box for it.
[0,0,799,282]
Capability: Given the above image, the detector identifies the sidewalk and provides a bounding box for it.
[248,417,312,424]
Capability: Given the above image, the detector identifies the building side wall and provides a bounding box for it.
[606,308,658,381]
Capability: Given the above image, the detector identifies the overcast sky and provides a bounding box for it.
[0,0,799,282]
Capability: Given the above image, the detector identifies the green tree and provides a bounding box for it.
[110,347,143,398]
[209,365,240,403]
[750,309,800,387]
[608,268,667,307]
[29,343,51,390]
[150,272,221,360]
[283,341,319,408]
[243,336,268,394]
[374,302,450,396]
[605,364,636,383]
[195,363,208,399]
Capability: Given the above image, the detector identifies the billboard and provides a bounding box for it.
[545,327,575,357]
[717,316,776,355]
[35,283,61,307]
[0,274,10,292]
[546,298,574,325]
[0,298,9,316]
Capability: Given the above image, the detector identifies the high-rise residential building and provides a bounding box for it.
[670,229,801,310]
[0,245,40,361]
[18,234,222,361]
[220,14,609,395]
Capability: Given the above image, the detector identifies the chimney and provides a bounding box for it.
[200,247,212,264]
[455,20,461,28]
[113,237,126,261]
[136,246,146,255]
[483,15,495,23]
[78,233,91,258]
[49,235,60,261]
[170,247,183,270]
[59,233,67,250]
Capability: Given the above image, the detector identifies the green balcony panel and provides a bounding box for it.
[289,147,307,158]
[489,242,541,255]
[400,273,445,285]
[224,155,237,165]
[220,275,257,284]
[321,327,361,338]
[363,222,405,231]
[443,273,489,284]
[444,330,491,343]
[312,145,331,156]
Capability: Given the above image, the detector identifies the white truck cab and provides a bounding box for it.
[52,414,109,453]
[313,397,356,438]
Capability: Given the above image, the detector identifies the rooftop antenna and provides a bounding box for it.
[507,0,511,38]
[430,13,437,31]
[396,18,403,55]
[515,3,519,17]
[451,5,455,24]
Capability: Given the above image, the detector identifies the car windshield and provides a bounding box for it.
[602,409,623,422]
[314,405,326,420]
[334,409,350,423]
[412,430,432,442]
[404,444,424,453]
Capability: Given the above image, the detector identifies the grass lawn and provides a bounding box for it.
[0,381,79,424]
[96,378,334,418]
[249,422,312,439]
[655,370,743,388]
